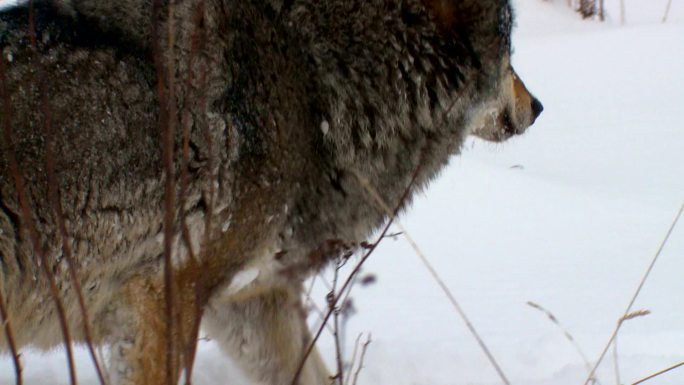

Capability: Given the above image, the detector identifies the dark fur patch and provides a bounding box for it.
[0,1,148,58]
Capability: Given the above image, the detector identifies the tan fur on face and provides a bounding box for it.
[469,67,542,142]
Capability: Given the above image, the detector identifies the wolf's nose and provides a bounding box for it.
[531,97,543,122]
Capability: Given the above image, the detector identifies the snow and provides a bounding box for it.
[1,0,683,384]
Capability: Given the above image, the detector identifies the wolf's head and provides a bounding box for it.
[424,0,543,142]
[290,0,542,168]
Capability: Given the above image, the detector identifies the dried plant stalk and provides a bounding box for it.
[151,0,179,382]
[632,361,684,385]
[344,333,364,385]
[42,57,109,385]
[0,37,25,385]
[290,159,424,385]
[351,334,372,385]
[584,202,684,385]
[356,172,511,385]
[0,289,22,385]
[178,3,208,384]
[2,3,83,384]
[527,301,598,384]
[619,310,651,324]
[331,262,345,385]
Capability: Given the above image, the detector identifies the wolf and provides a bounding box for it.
[0,0,542,384]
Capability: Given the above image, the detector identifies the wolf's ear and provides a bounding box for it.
[422,0,505,32]
[423,0,459,28]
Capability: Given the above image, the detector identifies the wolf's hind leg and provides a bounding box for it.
[204,286,331,385]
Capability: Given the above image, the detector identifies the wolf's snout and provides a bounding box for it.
[531,97,543,122]
[469,71,542,143]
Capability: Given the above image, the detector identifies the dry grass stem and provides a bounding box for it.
[290,159,424,385]
[526,301,597,384]
[662,0,674,22]
[382,232,403,239]
[613,309,650,385]
[178,3,208,383]
[584,202,684,385]
[632,361,684,385]
[344,334,364,385]
[355,172,511,385]
[151,0,180,381]
[619,310,651,324]
[351,334,372,385]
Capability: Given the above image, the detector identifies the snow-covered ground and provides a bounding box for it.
[1,0,683,384]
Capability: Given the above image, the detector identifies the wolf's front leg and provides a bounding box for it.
[106,277,193,385]
[204,285,331,385]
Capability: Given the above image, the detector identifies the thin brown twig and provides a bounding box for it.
[178,8,199,268]
[0,289,22,385]
[25,2,79,384]
[5,84,80,384]
[30,7,108,381]
[613,310,650,385]
[351,334,371,385]
[344,333,363,385]
[584,202,684,385]
[382,232,403,239]
[306,296,336,335]
[290,159,424,385]
[183,22,214,383]
[177,2,208,384]
[0,40,24,385]
[41,60,108,385]
[356,173,511,385]
[331,261,344,385]
[165,1,180,382]
[151,0,179,382]
[199,56,215,250]
[337,268,359,316]
[166,3,200,383]
[632,361,684,385]
[526,301,598,384]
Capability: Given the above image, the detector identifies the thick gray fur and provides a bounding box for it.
[0,1,539,384]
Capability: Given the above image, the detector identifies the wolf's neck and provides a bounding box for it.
[282,1,472,172]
